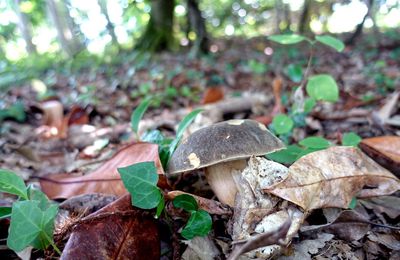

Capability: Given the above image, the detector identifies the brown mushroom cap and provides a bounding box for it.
[167,119,285,176]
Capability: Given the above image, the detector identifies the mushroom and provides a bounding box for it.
[167,119,285,207]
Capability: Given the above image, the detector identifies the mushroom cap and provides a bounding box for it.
[167,119,285,176]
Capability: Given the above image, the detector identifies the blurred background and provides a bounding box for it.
[0,0,399,101]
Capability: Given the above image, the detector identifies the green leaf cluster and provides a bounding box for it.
[268,34,345,52]
[131,99,202,168]
[173,195,212,239]
[0,169,59,254]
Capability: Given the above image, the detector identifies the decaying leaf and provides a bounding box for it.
[40,143,164,199]
[61,195,160,260]
[360,196,400,219]
[360,136,400,177]
[181,236,220,260]
[263,146,400,211]
[301,210,371,241]
[201,87,224,104]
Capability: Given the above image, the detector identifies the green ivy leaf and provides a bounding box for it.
[272,114,294,135]
[0,207,12,219]
[0,169,28,200]
[306,74,339,102]
[7,201,58,252]
[268,34,306,45]
[28,185,52,210]
[342,132,362,147]
[315,35,345,52]
[168,109,203,159]
[266,144,304,164]
[285,64,303,83]
[118,162,161,209]
[181,210,212,240]
[299,137,331,149]
[173,194,198,212]
[304,98,316,113]
[131,97,152,140]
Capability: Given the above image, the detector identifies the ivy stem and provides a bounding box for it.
[44,232,61,255]
[299,44,314,90]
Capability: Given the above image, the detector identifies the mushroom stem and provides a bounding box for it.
[205,159,247,207]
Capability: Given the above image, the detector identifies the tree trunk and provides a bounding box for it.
[135,0,175,52]
[298,0,311,34]
[13,0,36,54]
[47,0,84,56]
[345,0,374,45]
[98,0,119,47]
[274,0,283,33]
[187,0,209,56]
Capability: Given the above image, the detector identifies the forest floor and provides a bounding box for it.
[0,34,399,259]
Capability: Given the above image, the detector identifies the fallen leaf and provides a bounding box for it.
[61,194,160,259]
[360,136,400,177]
[360,196,400,219]
[40,143,164,199]
[278,233,334,260]
[301,210,371,241]
[182,236,220,260]
[367,233,400,251]
[263,147,400,211]
[201,87,224,104]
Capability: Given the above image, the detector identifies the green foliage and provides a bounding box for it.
[285,64,303,83]
[0,169,28,200]
[268,34,306,44]
[173,194,198,212]
[118,162,162,209]
[267,136,332,164]
[131,97,152,140]
[168,109,203,161]
[266,144,303,164]
[173,195,212,239]
[342,132,362,147]
[315,35,345,52]
[299,136,331,149]
[272,114,294,135]
[8,201,58,252]
[348,197,358,209]
[306,74,339,102]
[0,207,12,219]
[0,102,26,123]
[247,59,268,74]
[0,169,59,254]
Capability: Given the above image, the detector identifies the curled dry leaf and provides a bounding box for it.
[360,136,400,177]
[201,87,224,104]
[61,194,160,260]
[360,196,400,219]
[263,147,400,211]
[40,143,164,199]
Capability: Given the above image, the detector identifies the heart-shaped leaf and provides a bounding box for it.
[118,162,161,209]
[306,74,339,102]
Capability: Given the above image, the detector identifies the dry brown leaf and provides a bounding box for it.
[301,210,371,241]
[263,147,400,211]
[61,194,160,260]
[360,196,400,219]
[40,143,164,199]
[201,87,224,104]
[360,136,400,177]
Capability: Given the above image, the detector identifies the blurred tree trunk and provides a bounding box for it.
[135,0,175,52]
[187,0,209,56]
[13,0,37,54]
[298,0,311,34]
[47,0,84,57]
[98,0,119,47]
[345,0,374,45]
[274,0,290,33]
